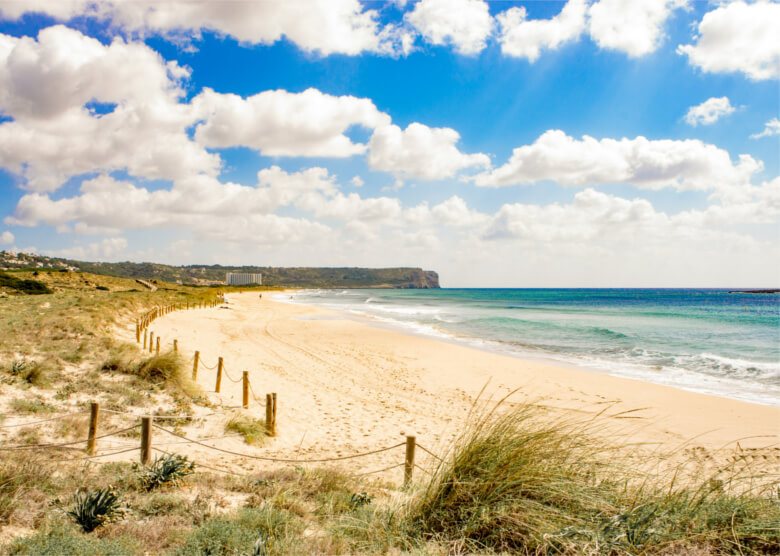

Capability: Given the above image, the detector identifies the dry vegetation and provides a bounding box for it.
[1,272,778,554]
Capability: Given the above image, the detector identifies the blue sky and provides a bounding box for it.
[0,0,778,286]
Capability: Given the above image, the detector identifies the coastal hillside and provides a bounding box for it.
[0,251,440,289]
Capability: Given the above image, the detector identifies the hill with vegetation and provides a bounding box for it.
[0,251,440,289]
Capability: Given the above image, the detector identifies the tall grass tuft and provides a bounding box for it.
[404,400,780,554]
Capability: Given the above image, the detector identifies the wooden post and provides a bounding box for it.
[265,394,275,436]
[272,392,277,431]
[242,371,249,409]
[155,336,160,355]
[215,357,223,393]
[87,402,99,455]
[193,351,199,381]
[173,339,178,353]
[148,332,154,353]
[143,328,148,349]
[404,435,416,485]
[135,321,140,343]
[140,416,152,465]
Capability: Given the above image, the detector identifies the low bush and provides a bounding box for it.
[5,523,138,555]
[0,272,53,295]
[135,454,195,491]
[175,506,303,555]
[67,487,125,533]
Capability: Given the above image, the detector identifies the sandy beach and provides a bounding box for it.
[135,292,780,479]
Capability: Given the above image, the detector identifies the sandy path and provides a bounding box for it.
[135,293,779,480]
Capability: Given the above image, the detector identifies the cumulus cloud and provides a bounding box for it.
[0,26,218,192]
[0,0,404,57]
[193,88,390,158]
[588,0,688,57]
[684,97,735,126]
[678,1,780,81]
[405,0,493,55]
[0,230,13,245]
[473,129,761,191]
[367,123,490,181]
[46,237,128,260]
[497,0,587,62]
[750,118,780,139]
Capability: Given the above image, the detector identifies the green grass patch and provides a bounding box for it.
[0,271,53,294]
[225,413,269,445]
[10,398,55,413]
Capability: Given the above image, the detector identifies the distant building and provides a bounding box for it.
[226,272,262,286]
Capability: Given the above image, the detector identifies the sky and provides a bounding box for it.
[0,0,778,287]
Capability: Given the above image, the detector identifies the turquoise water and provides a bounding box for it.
[278,289,780,406]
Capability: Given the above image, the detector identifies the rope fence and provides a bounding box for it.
[1,292,444,486]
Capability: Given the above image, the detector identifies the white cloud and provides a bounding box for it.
[193,88,390,158]
[0,0,403,57]
[473,129,761,191]
[750,118,780,139]
[497,0,587,62]
[46,237,128,261]
[0,26,218,192]
[430,196,489,227]
[405,0,493,55]
[589,0,689,57]
[367,122,490,181]
[684,97,735,126]
[0,230,13,245]
[678,1,780,81]
[350,176,365,188]
[484,188,667,242]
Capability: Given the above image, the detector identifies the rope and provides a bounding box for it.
[1,425,140,450]
[414,463,433,475]
[416,443,444,462]
[153,448,246,477]
[356,463,404,477]
[0,411,87,429]
[153,424,405,463]
[247,380,266,404]
[100,408,204,420]
[199,360,218,371]
[48,446,141,463]
[222,366,243,383]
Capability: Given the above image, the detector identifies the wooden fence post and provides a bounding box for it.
[140,416,152,465]
[155,336,160,355]
[272,393,277,432]
[135,321,140,343]
[404,435,416,486]
[193,351,199,381]
[173,339,178,353]
[148,332,154,353]
[87,402,99,455]
[143,329,148,350]
[242,372,249,409]
[265,394,276,436]
[216,357,223,393]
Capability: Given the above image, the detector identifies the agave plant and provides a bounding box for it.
[136,453,195,491]
[67,486,124,532]
[10,359,29,375]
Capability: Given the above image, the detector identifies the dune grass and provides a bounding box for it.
[402,401,780,554]
[225,413,269,445]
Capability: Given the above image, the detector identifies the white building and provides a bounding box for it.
[226,272,262,286]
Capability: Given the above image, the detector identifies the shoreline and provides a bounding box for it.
[138,292,779,475]
[274,291,780,409]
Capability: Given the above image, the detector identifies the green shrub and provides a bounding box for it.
[135,454,195,491]
[175,506,303,555]
[10,398,55,413]
[5,523,138,555]
[67,487,125,533]
[0,272,53,294]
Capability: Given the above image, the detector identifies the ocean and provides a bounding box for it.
[276,288,780,407]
